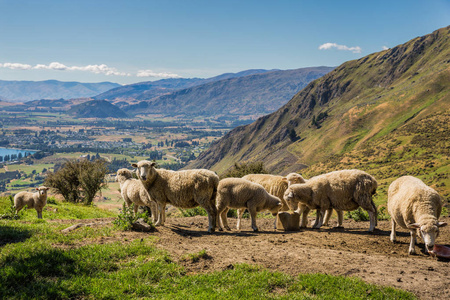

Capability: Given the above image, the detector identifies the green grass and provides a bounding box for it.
[0,196,116,220]
[0,196,416,299]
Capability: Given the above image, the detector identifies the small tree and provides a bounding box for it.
[222,161,268,179]
[45,159,108,204]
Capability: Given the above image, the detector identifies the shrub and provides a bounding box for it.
[222,161,268,179]
[113,202,154,231]
[345,208,369,222]
[0,196,20,220]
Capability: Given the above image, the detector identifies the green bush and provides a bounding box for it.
[0,196,20,220]
[345,208,369,222]
[113,203,154,231]
[179,207,208,217]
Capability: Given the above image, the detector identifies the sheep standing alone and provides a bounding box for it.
[132,160,219,233]
[388,176,447,255]
[284,169,378,231]
[216,178,282,232]
[14,186,50,219]
[116,168,158,223]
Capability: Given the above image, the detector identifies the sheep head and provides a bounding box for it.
[284,184,312,210]
[407,221,448,252]
[36,186,50,197]
[116,168,133,182]
[132,160,157,182]
[282,173,306,186]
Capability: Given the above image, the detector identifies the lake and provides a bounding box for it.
[0,147,37,159]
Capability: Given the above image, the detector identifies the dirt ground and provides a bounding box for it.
[57,215,450,299]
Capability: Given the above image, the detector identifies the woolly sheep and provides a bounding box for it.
[388,176,447,255]
[115,168,158,223]
[132,160,219,233]
[284,169,378,231]
[14,186,50,219]
[216,177,282,232]
[242,173,306,227]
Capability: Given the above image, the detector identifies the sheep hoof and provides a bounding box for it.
[225,226,231,231]
[333,225,344,229]
[218,227,223,232]
[208,228,215,234]
[408,249,416,255]
[252,228,259,232]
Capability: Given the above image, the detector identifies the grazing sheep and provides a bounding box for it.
[14,186,50,219]
[388,176,447,255]
[284,169,378,231]
[132,160,219,233]
[115,168,158,223]
[216,177,282,232]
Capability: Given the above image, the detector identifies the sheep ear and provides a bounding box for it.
[131,163,138,168]
[438,222,448,228]
[281,177,287,181]
[35,188,39,191]
[45,187,50,190]
[150,162,156,167]
[407,223,421,229]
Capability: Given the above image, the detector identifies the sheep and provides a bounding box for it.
[216,177,282,232]
[132,160,219,233]
[387,176,447,255]
[14,186,50,219]
[242,173,306,227]
[284,169,378,231]
[115,168,158,223]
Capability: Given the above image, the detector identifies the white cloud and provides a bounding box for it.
[0,61,180,78]
[136,69,181,78]
[1,62,33,70]
[318,42,362,53]
[382,46,389,50]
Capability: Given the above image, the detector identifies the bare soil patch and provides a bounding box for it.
[56,216,450,299]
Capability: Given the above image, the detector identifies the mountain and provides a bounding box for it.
[0,80,121,102]
[93,69,278,101]
[188,25,450,196]
[124,67,333,117]
[67,100,128,118]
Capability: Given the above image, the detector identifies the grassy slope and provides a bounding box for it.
[0,197,415,299]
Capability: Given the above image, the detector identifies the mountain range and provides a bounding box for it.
[0,80,121,102]
[187,25,450,198]
[122,67,333,117]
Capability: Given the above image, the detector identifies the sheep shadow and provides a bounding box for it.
[0,224,33,247]
[309,226,411,238]
[167,224,289,237]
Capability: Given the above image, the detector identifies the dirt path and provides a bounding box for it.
[59,216,450,299]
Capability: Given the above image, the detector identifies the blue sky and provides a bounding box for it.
[0,0,449,85]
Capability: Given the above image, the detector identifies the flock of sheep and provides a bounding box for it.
[13,160,447,255]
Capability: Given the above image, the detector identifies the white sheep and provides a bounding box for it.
[14,186,50,219]
[216,177,282,232]
[284,169,378,231]
[132,160,219,233]
[115,168,158,223]
[242,173,306,227]
[388,176,447,255]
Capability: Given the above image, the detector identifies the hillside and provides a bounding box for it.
[124,67,332,117]
[67,99,128,118]
[94,69,277,101]
[0,80,120,102]
[188,26,450,199]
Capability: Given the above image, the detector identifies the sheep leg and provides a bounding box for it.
[216,202,228,231]
[155,202,166,226]
[312,209,324,229]
[390,219,397,243]
[367,210,376,232]
[150,201,158,224]
[336,210,344,227]
[323,208,333,226]
[236,208,245,230]
[133,204,139,216]
[221,208,231,231]
[248,207,258,232]
[37,209,43,219]
[409,230,417,255]
[298,205,310,228]
[201,202,217,233]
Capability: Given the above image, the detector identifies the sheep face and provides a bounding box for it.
[408,222,448,252]
[116,168,133,182]
[282,173,306,186]
[36,186,50,197]
[270,201,283,216]
[132,161,156,182]
[284,185,312,210]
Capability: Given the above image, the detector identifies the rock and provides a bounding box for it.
[132,218,154,232]
[276,211,300,231]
